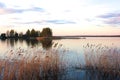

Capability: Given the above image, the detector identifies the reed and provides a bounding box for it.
[83,43,120,75]
[0,46,67,80]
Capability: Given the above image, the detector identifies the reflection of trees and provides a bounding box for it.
[19,39,23,44]
[25,39,31,46]
[2,38,52,49]
[9,39,15,47]
[25,39,39,47]
[15,38,18,44]
[0,38,6,42]
[25,38,52,49]
[3,38,18,47]
[41,38,52,49]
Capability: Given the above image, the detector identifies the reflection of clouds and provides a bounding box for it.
[54,37,120,51]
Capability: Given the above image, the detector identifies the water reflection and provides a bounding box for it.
[0,37,120,80]
[25,39,39,47]
[62,69,120,80]
[41,38,52,49]
[0,38,53,49]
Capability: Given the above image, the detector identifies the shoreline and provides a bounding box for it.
[1,35,120,40]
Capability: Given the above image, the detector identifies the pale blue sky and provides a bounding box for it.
[0,0,120,35]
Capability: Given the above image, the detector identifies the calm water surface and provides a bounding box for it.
[0,37,120,80]
[0,37,120,66]
[1,37,120,52]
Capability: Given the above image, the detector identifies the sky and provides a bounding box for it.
[0,0,120,36]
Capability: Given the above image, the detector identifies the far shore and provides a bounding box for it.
[52,35,120,39]
[54,35,120,37]
[1,35,120,40]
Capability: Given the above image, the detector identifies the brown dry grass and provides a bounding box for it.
[83,43,120,74]
[0,46,66,80]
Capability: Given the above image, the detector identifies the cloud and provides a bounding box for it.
[31,7,44,12]
[14,21,42,24]
[0,6,45,14]
[0,2,5,8]
[105,17,120,24]
[64,10,71,13]
[98,13,120,18]
[0,2,7,14]
[45,20,76,24]
[85,18,95,22]
[11,18,21,20]
[9,7,44,13]
[98,12,120,25]
[13,20,76,25]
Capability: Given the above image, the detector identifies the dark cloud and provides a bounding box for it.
[45,20,76,24]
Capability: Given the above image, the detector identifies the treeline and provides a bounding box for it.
[0,27,52,39]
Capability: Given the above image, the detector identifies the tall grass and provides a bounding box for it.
[0,46,67,80]
[83,43,120,77]
[1,43,120,80]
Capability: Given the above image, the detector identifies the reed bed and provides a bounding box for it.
[83,43,120,77]
[1,43,120,80]
[0,45,67,80]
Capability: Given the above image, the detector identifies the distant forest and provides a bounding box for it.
[0,27,52,39]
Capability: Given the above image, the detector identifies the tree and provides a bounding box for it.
[19,32,23,37]
[30,29,36,37]
[35,31,40,37]
[37,31,41,36]
[1,33,6,39]
[15,32,18,38]
[10,29,15,37]
[26,29,31,37]
[41,27,52,37]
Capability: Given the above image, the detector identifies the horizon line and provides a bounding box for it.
[53,35,120,37]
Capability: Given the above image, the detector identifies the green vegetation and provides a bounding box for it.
[41,27,52,37]
[0,27,53,39]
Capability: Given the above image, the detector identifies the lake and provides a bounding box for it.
[0,37,120,80]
